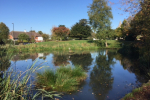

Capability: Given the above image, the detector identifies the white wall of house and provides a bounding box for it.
[38,37,43,41]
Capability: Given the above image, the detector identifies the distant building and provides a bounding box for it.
[9,30,43,42]
[118,21,122,28]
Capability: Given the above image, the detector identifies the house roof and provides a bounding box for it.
[9,31,42,38]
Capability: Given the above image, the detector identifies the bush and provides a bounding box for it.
[93,40,105,47]
[125,34,136,41]
[3,39,14,45]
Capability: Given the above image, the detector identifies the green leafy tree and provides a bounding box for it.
[18,33,29,43]
[42,33,49,41]
[115,28,122,38]
[38,31,43,35]
[70,19,92,40]
[88,0,113,47]
[0,22,9,44]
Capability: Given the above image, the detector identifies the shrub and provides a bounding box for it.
[94,40,105,47]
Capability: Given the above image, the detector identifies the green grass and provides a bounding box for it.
[0,45,61,100]
[35,65,87,93]
[121,80,150,100]
[4,40,134,52]
[14,40,98,52]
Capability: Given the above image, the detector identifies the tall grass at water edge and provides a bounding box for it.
[0,45,61,100]
[0,60,61,100]
[35,65,87,93]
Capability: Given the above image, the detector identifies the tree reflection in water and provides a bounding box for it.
[90,50,116,100]
[53,54,70,66]
[69,53,93,71]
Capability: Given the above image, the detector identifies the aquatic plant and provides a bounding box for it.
[35,66,87,92]
[0,45,61,100]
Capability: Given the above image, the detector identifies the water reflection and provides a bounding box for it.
[0,54,10,71]
[4,49,150,100]
[12,53,49,61]
[90,50,115,100]
[53,54,70,66]
[70,53,93,71]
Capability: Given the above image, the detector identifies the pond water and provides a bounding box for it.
[6,49,148,100]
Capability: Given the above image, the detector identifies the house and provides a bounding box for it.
[9,30,43,42]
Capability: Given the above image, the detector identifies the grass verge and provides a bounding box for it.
[5,40,133,52]
[121,80,150,100]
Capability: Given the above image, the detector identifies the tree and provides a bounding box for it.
[18,33,29,42]
[38,31,43,35]
[70,19,92,40]
[52,26,70,41]
[29,30,36,32]
[42,33,49,41]
[0,22,9,44]
[115,28,122,38]
[88,0,113,47]
[91,32,96,38]
[59,25,65,27]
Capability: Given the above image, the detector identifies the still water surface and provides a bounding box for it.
[8,49,148,100]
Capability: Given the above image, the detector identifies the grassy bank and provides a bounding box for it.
[122,80,150,100]
[7,40,133,52]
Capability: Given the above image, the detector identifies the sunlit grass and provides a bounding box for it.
[6,40,134,52]
[35,65,87,93]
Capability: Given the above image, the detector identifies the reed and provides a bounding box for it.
[0,45,61,100]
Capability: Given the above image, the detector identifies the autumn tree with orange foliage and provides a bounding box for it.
[52,25,70,41]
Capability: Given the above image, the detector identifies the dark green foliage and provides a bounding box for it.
[38,31,43,35]
[59,25,65,27]
[93,40,105,47]
[18,33,30,43]
[36,66,87,92]
[42,34,49,41]
[29,30,36,32]
[0,22,9,44]
[0,47,12,72]
[125,34,136,41]
[70,19,92,40]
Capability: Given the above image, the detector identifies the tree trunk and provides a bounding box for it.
[105,41,108,47]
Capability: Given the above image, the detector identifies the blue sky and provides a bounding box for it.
[0,0,129,35]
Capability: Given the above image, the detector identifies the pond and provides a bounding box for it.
[5,49,149,100]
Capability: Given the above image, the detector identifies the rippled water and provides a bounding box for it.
[7,49,148,100]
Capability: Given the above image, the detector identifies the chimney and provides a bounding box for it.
[24,30,26,33]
